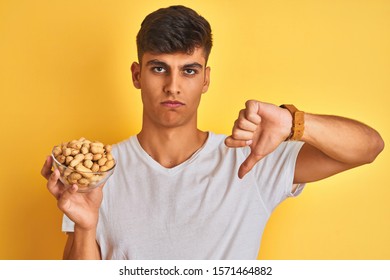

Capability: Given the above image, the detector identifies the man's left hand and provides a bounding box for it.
[225,100,292,178]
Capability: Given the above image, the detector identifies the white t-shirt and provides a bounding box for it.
[63,132,304,259]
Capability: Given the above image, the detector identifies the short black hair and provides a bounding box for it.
[136,5,213,63]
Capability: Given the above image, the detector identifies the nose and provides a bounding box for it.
[163,72,181,95]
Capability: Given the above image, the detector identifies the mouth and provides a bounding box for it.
[160,100,185,108]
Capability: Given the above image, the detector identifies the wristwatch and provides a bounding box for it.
[280,104,305,141]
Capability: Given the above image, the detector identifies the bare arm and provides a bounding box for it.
[41,156,103,260]
[63,230,101,260]
[225,100,384,183]
[294,113,384,184]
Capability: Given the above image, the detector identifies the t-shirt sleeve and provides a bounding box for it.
[62,214,75,232]
[252,141,305,213]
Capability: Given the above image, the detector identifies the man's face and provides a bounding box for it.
[131,48,210,129]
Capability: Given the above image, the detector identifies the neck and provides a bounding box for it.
[137,125,208,168]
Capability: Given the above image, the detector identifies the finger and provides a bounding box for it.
[231,126,255,141]
[238,152,263,179]
[225,136,252,148]
[236,112,259,132]
[245,100,261,124]
[234,109,259,131]
[57,184,78,212]
[41,155,53,180]
[230,113,260,140]
[47,168,63,198]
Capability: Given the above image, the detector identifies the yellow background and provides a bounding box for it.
[0,0,389,259]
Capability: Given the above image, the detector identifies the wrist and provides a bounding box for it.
[280,104,305,141]
[280,106,294,140]
[74,226,96,248]
[70,226,100,259]
[74,225,97,237]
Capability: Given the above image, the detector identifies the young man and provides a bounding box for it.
[41,5,384,259]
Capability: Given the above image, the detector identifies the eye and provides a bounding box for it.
[152,67,166,73]
[183,69,197,75]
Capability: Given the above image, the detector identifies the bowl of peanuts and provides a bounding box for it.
[51,137,116,192]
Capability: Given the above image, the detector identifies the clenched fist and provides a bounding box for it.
[225,100,292,178]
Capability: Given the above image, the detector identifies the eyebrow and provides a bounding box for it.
[183,62,203,69]
[146,59,204,69]
[146,60,168,67]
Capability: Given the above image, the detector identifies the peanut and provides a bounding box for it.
[92,141,104,147]
[91,146,104,154]
[69,172,82,181]
[56,155,66,164]
[74,154,85,161]
[84,159,93,169]
[105,160,115,169]
[62,147,71,156]
[98,157,107,166]
[51,137,116,190]
[78,178,90,186]
[93,153,102,161]
[64,168,73,178]
[65,156,73,165]
[84,153,93,160]
[69,140,82,149]
[75,164,93,178]
[69,154,84,167]
[52,146,62,157]
[81,146,89,154]
[91,163,100,172]
[99,166,109,172]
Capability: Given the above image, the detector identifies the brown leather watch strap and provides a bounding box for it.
[280,104,305,141]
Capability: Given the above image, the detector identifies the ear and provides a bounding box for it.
[131,62,141,89]
[202,66,211,93]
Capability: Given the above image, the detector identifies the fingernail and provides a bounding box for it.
[246,140,253,146]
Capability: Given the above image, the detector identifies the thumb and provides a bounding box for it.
[57,184,78,212]
[238,152,263,179]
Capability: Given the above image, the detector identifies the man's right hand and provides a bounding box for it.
[41,155,103,231]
